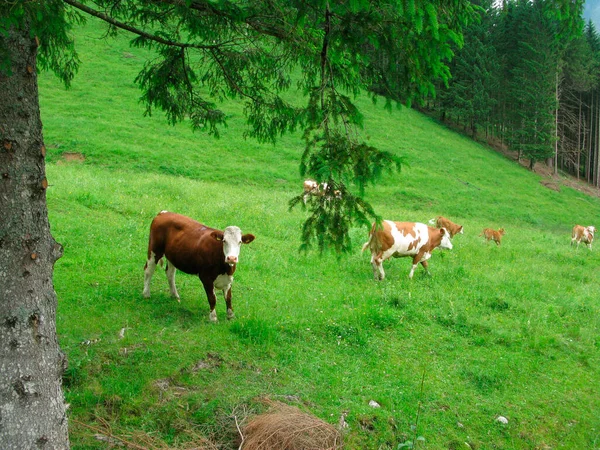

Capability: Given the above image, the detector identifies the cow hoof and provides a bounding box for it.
[209,311,218,322]
[143,291,150,299]
[227,309,235,320]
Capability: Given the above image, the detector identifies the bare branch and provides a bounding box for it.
[63,0,225,50]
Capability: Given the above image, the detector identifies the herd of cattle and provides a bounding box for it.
[142,182,597,322]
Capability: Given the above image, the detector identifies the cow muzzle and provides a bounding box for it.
[226,255,238,265]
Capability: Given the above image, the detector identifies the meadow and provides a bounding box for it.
[39,19,600,449]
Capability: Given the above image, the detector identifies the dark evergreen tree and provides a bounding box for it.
[1,1,478,446]
[437,0,497,140]
[513,1,559,168]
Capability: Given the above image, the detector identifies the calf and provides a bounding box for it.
[362,220,453,279]
[480,228,505,245]
[571,225,596,250]
[429,216,464,238]
[143,211,255,322]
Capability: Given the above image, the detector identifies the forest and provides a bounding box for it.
[396,0,600,186]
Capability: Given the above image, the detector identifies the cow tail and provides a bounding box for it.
[361,223,380,255]
[361,237,371,254]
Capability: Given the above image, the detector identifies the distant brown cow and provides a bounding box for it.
[143,211,255,322]
[480,228,505,245]
[571,225,596,250]
[429,216,464,238]
[362,220,453,279]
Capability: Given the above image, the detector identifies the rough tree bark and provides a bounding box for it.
[0,22,70,449]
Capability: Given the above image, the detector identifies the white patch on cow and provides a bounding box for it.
[409,263,418,279]
[165,259,180,301]
[214,274,233,291]
[143,251,158,298]
[222,226,243,265]
[439,228,453,250]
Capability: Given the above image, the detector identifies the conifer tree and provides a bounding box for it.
[557,29,596,177]
[438,0,497,139]
[1,1,477,446]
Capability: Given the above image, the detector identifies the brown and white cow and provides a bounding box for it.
[362,220,453,280]
[429,216,464,238]
[302,179,341,203]
[480,228,505,245]
[571,224,596,250]
[303,179,321,203]
[143,211,255,322]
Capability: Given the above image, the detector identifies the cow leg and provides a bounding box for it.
[371,256,385,280]
[225,287,234,320]
[165,260,180,301]
[420,260,431,276]
[143,252,159,298]
[201,278,218,322]
[409,255,423,279]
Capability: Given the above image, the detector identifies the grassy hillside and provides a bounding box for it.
[39,19,600,449]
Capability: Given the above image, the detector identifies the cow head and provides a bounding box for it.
[587,226,596,236]
[439,228,453,250]
[213,227,255,265]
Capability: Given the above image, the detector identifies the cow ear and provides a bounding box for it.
[439,228,446,235]
[242,233,255,244]
[212,231,224,241]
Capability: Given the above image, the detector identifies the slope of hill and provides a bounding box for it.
[39,19,600,449]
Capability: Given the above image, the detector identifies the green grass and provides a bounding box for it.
[40,19,600,449]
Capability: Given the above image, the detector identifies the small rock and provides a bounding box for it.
[369,400,381,408]
[496,415,508,424]
[339,411,349,429]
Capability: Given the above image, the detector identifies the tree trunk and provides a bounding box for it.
[547,71,558,172]
[0,23,70,449]
[577,92,581,180]
[596,92,600,187]
[553,72,558,175]
[587,90,593,183]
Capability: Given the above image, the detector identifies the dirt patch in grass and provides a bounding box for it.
[59,152,86,163]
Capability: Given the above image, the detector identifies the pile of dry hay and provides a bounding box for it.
[240,401,343,450]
